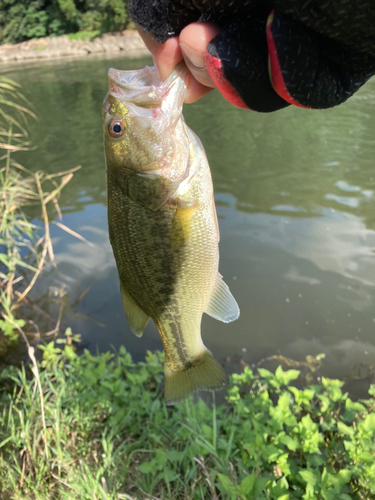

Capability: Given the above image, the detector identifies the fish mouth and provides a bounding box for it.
[108,66,161,90]
[107,64,187,109]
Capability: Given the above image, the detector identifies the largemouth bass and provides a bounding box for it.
[103,65,239,405]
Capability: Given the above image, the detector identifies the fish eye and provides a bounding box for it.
[108,119,124,138]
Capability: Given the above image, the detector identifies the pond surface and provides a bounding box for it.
[3,54,375,397]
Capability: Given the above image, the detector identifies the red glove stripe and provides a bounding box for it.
[205,51,250,110]
[266,11,310,109]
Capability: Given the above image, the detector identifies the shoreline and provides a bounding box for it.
[0,30,150,64]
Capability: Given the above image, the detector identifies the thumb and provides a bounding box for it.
[179,22,221,89]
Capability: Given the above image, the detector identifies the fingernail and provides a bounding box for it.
[180,43,206,70]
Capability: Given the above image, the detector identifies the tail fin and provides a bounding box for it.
[164,350,227,405]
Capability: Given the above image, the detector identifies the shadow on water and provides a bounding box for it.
[2,55,375,398]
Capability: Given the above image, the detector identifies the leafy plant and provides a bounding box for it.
[0,346,373,499]
[39,327,81,369]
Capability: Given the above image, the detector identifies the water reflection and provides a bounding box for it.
[2,55,375,397]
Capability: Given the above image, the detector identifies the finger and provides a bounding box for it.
[179,22,221,88]
[136,23,214,103]
[136,23,183,80]
[183,75,214,103]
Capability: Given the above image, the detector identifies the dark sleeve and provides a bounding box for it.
[130,0,375,111]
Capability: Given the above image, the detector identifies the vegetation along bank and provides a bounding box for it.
[1,340,375,499]
[0,0,150,63]
[0,0,131,44]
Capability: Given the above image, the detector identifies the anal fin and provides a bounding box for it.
[120,282,149,337]
[204,274,240,323]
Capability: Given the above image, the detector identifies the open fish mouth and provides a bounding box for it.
[108,66,161,90]
[107,65,187,109]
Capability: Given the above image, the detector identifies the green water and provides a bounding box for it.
[3,55,375,396]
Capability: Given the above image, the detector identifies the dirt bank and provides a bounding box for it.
[0,30,149,63]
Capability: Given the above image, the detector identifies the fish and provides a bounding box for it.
[102,65,239,405]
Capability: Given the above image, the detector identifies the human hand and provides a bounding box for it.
[136,21,221,104]
[131,0,375,112]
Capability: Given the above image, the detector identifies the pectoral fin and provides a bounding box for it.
[205,274,240,323]
[120,282,149,337]
[127,172,177,211]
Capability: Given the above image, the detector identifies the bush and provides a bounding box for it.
[0,0,130,44]
[0,339,374,499]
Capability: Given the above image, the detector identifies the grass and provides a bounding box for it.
[0,76,82,344]
[0,337,374,500]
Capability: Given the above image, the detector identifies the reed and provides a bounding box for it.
[0,76,80,343]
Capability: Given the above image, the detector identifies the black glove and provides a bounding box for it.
[130,0,375,112]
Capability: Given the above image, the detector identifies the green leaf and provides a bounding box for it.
[299,470,319,487]
[322,469,352,491]
[318,394,331,412]
[357,451,374,463]
[64,344,77,361]
[275,366,300,385]
[337,421,354,436]
[362,413,375,432]
[307,455,325,467]
[321,377,345,402]
[321,489,335,500]
[157,468,179,483]
[253,477,269,496]
[218,473,235,494]
[299,414,316,433]
[258,368,274,380]
[336,469,352,486]
[279,435,299,452]
[303,482,317,500]
[277,453,291,476]
[201,424,212,440]
[289,386,315,405]
[167,450,185,462]
[239,475,256,495]
[154,450,168,467]
[138,461,155,474]
[0,317,23,341]
[345,399,366,412]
